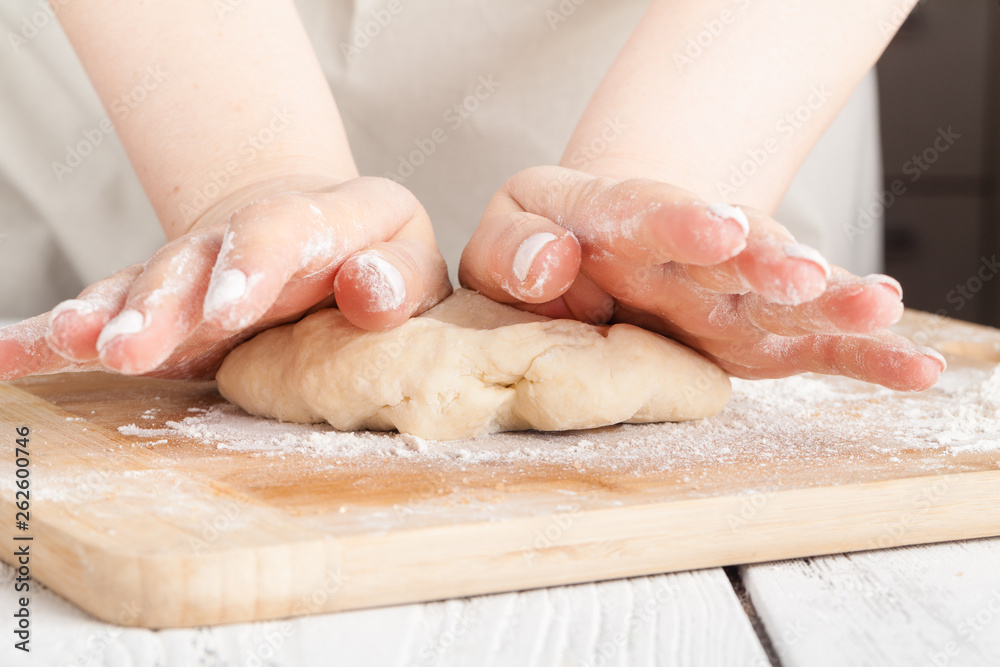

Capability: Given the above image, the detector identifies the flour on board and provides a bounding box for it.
[120,359,1000,473]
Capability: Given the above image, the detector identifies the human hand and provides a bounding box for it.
[459,166,944,391]
[0,177,451,381]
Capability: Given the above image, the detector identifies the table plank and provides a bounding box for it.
[742,537,1000,666]
[0,561,769,666]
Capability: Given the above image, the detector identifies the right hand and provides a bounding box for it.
[1,177,451,381]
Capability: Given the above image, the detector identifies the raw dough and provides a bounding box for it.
[216,289,731,440]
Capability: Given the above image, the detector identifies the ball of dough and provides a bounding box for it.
[215,290,731,440]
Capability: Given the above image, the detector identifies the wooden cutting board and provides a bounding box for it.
[1,311,999,629]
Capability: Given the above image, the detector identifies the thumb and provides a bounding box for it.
[459,207,581,304]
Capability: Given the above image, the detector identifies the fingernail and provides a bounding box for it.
[50,299,100,324]
[864,274,903,299]
[513,232,558,282]
[96,309,148,351]
[915,345,947,372]
[355,252,405,311]
[203,269,248,319]
[707,203,750,236]
[47,299,102,360]
[783,243,831,279]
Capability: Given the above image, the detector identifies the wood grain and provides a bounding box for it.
[0,310,998,628]
[742,539,1000,666]
[0,559,769,666]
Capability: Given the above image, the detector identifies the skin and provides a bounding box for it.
[459,0,943,391]
[0,0,450,380]
[2,0,939,393]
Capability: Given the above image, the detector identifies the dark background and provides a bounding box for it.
[878,0,1000,325]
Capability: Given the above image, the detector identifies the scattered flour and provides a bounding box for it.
[118,424,174,437]
[120,359,1000,473]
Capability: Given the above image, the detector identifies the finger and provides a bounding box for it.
[504,166,749,266]
[741,272,904,336]
[683,207,830,305]
[459,208,581,304]
[709,330,945,391]
[202,194,332,330]
[591,257,747,341]
[605,262,940,391]
[333,220,452,330]
[95,235,218,375]
[0,314,101,380]
[203,178,449,330]
[512,271,617,323]
[46,264,144,362]
[606,256,900,340]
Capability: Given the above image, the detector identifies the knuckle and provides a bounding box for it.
[353,177,422,217]
[228,194,303,228]
[228,199,275,228]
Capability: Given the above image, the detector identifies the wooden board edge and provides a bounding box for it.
[2,468,994,628]
[326,468,1000,613]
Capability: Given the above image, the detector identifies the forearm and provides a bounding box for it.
[563,0,916,213]
[55,0,357,239]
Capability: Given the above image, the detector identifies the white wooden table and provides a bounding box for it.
[3,536,999,666]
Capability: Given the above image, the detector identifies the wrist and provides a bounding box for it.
[560,151,716,203]
[165,160,357,240]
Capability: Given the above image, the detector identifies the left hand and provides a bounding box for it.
[459,166,944,391]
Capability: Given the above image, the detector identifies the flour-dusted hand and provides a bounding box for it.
[0,1,456,381]
[456,0,945,392]
[0,178,450,380]
[459,166,944,392]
